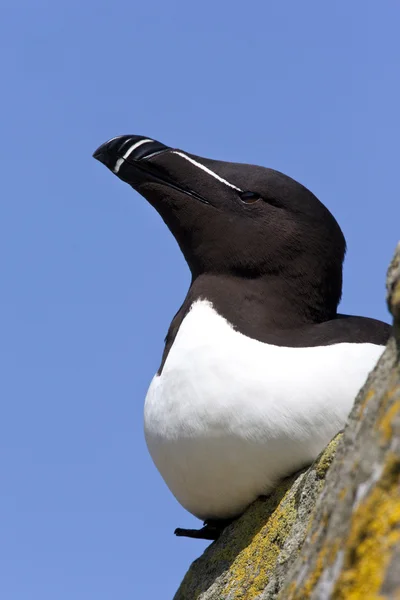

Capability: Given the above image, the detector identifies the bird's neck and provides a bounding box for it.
[187,273,336,332]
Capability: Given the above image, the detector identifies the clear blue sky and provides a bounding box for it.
[1,2,399,599]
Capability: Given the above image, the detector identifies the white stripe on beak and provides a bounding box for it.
[114,138,154,174]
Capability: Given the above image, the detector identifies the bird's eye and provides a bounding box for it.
[239,191,261,204]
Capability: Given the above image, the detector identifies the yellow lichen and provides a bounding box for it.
[378,398,400,442]
[332,454,400,599]
[376,376,400,428]
[286,582,298,595]
[358,389,375,419]
[286,455,400,600]
[287,540,341,600]
[300,544,330,598]
[315,436,341,480]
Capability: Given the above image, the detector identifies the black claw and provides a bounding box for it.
[174,518,235,540]
[174,526,220,540]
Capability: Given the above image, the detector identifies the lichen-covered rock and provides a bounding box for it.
[174,243,400,600]
[174,437,340,600]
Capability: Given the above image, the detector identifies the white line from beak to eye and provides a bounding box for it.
[113,138,154,174]
[171,151,243,192]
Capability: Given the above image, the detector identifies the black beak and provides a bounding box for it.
[93,134,212,206]
[92,135,170,171]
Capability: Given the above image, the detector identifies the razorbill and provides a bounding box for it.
[93,135,391,540]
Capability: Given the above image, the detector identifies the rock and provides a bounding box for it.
[174,243,400,600]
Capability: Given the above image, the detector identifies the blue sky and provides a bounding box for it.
[1,2,399,599]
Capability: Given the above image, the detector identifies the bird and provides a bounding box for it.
[93,135,391,540]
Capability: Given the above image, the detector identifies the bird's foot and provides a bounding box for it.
[174,518,234,540]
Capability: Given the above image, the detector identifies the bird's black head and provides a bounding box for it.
[93,135,346,321]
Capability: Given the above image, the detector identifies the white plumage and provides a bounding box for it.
[144,300,384,519]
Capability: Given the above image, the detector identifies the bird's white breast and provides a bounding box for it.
[144,300,384,520]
